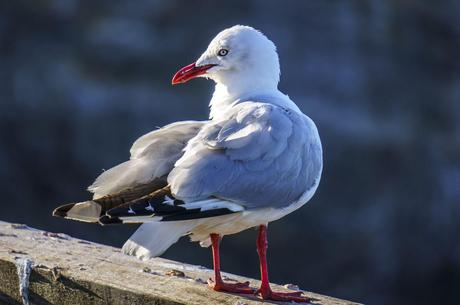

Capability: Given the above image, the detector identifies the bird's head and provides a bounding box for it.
[172,25,280,92]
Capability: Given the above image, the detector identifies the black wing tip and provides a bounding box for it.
[105,196,188,219]
[98,215,123,225]
[160,208,235,221]
[52,209,67,218]
[52,203,75,218]
[52,201,104,224]
[106,204,153,219]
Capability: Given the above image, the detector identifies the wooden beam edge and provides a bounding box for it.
[0,221,362,305]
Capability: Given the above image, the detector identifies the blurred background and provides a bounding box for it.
[1,1,459,304]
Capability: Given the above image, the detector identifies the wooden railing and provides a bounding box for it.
[0,221,361,305]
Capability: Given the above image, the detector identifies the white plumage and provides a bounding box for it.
[53,27,322,301]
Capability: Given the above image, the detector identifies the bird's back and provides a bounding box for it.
[169,98,323,210]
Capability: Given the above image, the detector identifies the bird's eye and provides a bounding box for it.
[218,49,229,56]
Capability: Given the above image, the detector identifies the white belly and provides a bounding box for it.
[188,175,321,247]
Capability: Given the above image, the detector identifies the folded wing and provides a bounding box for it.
[89,121,205,198]
[99,186,244,224]
[53,121,205,222]
[168,102,323,209]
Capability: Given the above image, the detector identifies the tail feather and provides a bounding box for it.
[122,221,196,259]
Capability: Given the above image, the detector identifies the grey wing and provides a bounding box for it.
[88,120,206,199]
[168,102,323,209]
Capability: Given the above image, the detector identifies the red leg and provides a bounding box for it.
[255,225,312,303]
[207,233,255,294]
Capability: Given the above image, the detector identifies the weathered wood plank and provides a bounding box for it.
[0,221,361,305]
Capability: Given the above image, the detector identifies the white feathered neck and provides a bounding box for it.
[201,26,290,120]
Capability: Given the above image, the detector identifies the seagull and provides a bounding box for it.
[53,25,323,302]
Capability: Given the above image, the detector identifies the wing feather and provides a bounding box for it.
[88,121,205,198]
[102,186,243,224]
[168,102,322,209]
[54,121,206,222]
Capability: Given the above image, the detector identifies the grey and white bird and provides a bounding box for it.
[53,25,323,302]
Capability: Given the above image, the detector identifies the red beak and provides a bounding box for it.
[171,62,216,85]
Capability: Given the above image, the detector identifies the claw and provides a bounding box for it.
[256,290,312,303]
[208,278,255,294]
[256,287,312,303]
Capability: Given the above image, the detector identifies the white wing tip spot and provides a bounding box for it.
[164,195,175,206]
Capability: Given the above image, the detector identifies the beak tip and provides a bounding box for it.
[171,62,215,87]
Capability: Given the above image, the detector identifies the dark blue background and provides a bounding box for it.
[1,1,459,304]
